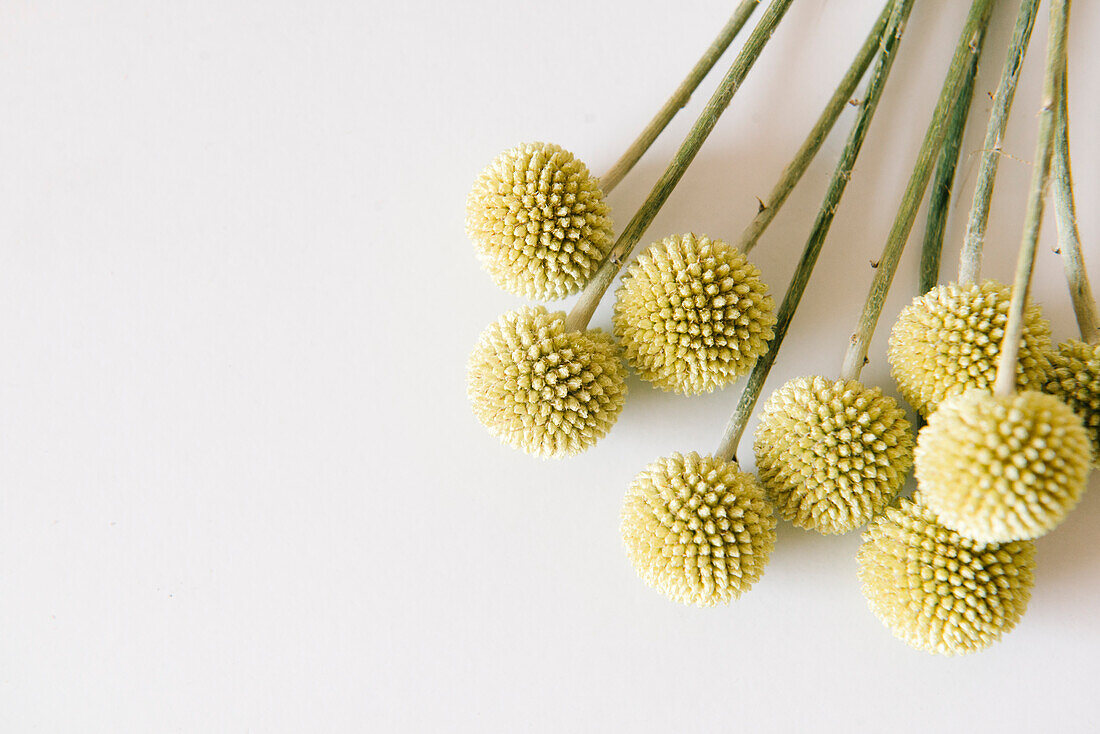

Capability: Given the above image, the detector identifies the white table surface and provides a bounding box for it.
[3,1,1099,731]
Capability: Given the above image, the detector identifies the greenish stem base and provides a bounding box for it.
[959,0,1041,285]
[600,0,760,193]
[839,0,996,383]
[994,0,1068,397]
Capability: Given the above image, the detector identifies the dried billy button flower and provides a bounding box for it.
[613,233,776,395]
[754,377,914,535]
[857,492,1036,656]
[888,280,1053,416]
[1043,13,1099,464]
[621,452,776,606]
[914,389,1091,542]
[465,142,613,300]
[466,306,626,458]
[1044,339,1100,463]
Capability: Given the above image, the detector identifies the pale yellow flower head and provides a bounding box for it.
[1044,339,1100,463]
[613,233,776,395]
[888,280,1052,416]
[915,389,1091,542]
[465,142,613,300]
[621,452,776,606]
[754,376,914,535]
[857,492,1035,656]
[467,306,627,459]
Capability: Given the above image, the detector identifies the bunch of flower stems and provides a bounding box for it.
[466,0,1094,655]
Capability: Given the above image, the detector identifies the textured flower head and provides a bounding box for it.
[857,492,1035,656]
[915,389,1091,542]
[888,280,1052,416]
[621,452,776,606]
[613,233,776,394]
[465,142,613,300]
[467,306,627,458]
[754,376,914,535]
[1044,339,1100,463]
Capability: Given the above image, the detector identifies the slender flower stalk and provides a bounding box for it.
[1051,63,1098,343]
[994,0,1068,397]
[735,1,895,253]
[1045,60,1100,460]
[600,0,760,192]
[565,0,795,332]
[716,0,914,462]
[912,57,980,431]
[918,37,983,296]
[959,0,1041,285]
[840,0,996,382]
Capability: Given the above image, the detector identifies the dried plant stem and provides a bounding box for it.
[994,0,1069,398]
[715,0,915,463]
[839,0,995,382]
[735,0,894,254]
[1052,64,1098,344]
[600,1,761,193]
[918,38,983,295]
[565,0,795,333]
[959,0,1040,285]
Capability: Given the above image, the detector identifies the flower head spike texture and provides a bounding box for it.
[621,452,776,606]
[466,142,614,300]
[888,281,1053,416]
[467,306,627,459]
[613,233,776,394]
[754,376,914,535]
[1044,339,1100,463]
[857,492,1036,656]
[915,389,1091,542]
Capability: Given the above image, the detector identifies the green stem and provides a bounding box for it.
[1052,61,1098,344]
[565,0,795,333]
[715,0,915,463]
[600,1,761,193]
[919,36,983,295]
[994,0,1068,397]
[839,0,995,382]
[736,0,893,254]
[959,0,1040,285]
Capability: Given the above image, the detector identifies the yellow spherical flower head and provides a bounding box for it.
[467,306,627,458]
[754,376,914,535]
[1044,339,1100,464]
[915,389,1091,542]
[621,452,776,606]
[465,142,613,300]
[888,281,1052,416]
[857,492,1035,656]
[613,233,776,395]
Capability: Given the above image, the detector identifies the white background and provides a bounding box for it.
[2,0,1099,731]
